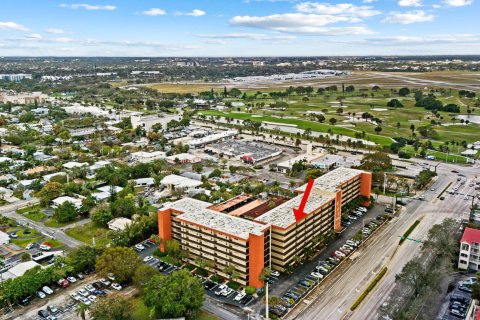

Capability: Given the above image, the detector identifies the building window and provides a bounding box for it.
[461,243,470,251]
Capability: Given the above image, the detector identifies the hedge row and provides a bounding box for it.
[399,220,421,245]
[350,267,388,311]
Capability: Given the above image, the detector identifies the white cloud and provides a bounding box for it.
[59,4,116,11]
[175,9,206,17]
[398,0,422,7]
[382,10,434,24]
[230,13,374,35]
[442,0,473,6]
[295,2,381,18]
[141,8,167,16]
[45,28,65,34]
[363,0,377,3]
[25,33,42,40]
[0,21,29,32]
[355,34,480,45]
[204,39,227,45]
[197,33,297,41]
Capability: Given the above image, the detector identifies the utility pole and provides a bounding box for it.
[265,282,269,320]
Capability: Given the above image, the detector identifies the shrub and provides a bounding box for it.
[245,285,256,295]
[399,220,421,245]
[351,267,387,310]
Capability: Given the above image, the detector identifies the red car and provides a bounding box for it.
[58,279,70,288]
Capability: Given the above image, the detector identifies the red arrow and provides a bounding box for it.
[293,178,314,222]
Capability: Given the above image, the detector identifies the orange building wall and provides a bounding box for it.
[334,191,342,232]
[248,233,265,289]
[158,209,172,252]
[360,172,373,206]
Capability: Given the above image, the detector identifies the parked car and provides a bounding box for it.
[111,283,122,291]
[215,285,226,296]
[78,289,89,296]
[76,273,85,280]
[99,278,111,287]
[40,244,51,251]
[285,292,300,301]
[222,288,234,296]
[47,305,59,314]
[36,291,46,299]
[67,276,77,283]
[80,297,91,306]
[85,284,95,292]
[134,244,145,251]
[88,295,97,302]
[334,251,346,258]
[38,310,49,319]
[311,272,323,279]
[271,270,280,277]
[20,296,31,306]
[25,243,34,250]
[70,293,82,302]
[42,286,53,295]
[58,279,69,288]
[143,256,153,263]
[94,289,106,296]
[204,280,216,291]
[346,240,357,248]
[234,292,246,301]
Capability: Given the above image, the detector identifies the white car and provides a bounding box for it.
[222,288,234,296]
[70,293,81,302]
[42,286,53,295]
[111,283,122,291]
[78,289,89,296]
[135,244,145,251]
[234,292,246,301]
[36,291,46,299]
[215,285,226,296]
[311,272,324,279]
[67,276,77,283]
[334,251,346,258]
[358,207,367,212]
[346,240,357,248]
[143,256,153,263]
[80,297,91,306]
[25,243,34,250]
[100,278,111,286]
[85,284,95,292]
[270,270,280,277]
[88,295,97,302]
[40,244,51,251]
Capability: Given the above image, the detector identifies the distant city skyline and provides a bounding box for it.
[0,0,479,56]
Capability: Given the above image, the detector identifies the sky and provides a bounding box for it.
[0,0,479,56]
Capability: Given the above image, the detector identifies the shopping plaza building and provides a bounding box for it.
[158,167,372,288]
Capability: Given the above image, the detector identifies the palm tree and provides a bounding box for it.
[76,302,89,320]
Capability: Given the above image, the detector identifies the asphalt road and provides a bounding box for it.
[0,198,83,248]
[291,159,479,320]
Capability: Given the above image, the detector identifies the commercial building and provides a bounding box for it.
[458,227,480,271]
[0,92,47,104]
[158,167,371,288]
[129,151,166,163]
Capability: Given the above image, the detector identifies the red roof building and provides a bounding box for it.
[458,227,480,271]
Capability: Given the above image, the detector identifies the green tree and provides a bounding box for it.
[53,201,78,223]
[89,295,133,320]
[75,302,89,320]
[133,264,158,291]
[66,246,103,273]
[37,182,63,206]
[110,198,136,218]
[329,117,337,125]
[144,269,204,319]
[95,247,140,283]
[91,206,113,227]
[398,87,410,97]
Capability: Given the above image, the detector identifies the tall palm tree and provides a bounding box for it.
[76,302,89,320]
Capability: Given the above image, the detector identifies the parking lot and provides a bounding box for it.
[438,277,474,320]
[252,203,388,316]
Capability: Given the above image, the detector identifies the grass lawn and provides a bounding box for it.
[11,237,42,248]
[16,228,38,237]
[158,255,176,265]
[43,239,64,248]
[44,219,74,228]
[65,222,110,247]
[24,211,47,222]
[16,204,43,214]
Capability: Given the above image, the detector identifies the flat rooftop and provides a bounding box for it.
[255,188,336,229]
[164,198,267,240]
[208,194,253,212]
[296,167,364,193]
